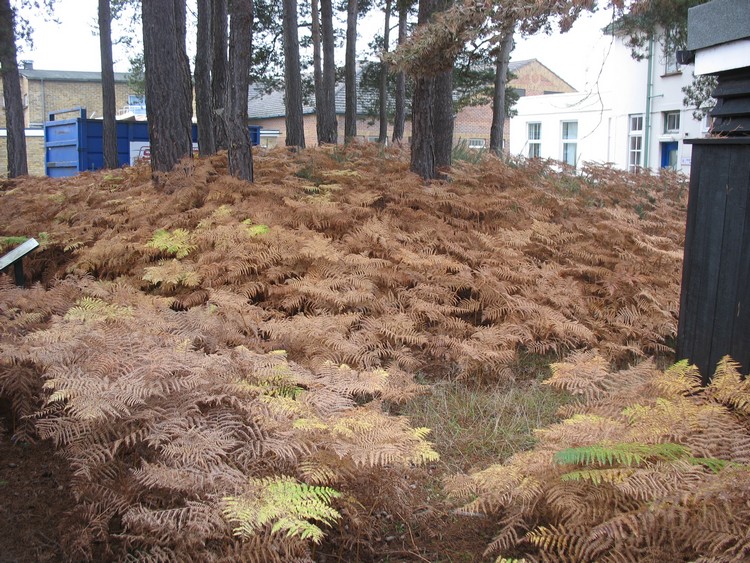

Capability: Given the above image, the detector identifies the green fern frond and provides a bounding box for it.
[242,219,270,237]
[64,297,133,322]
[560,467,636,484]
[222,476,340,543]
[686,456,741,473]
[554,442,690,467]
[146,228,195,258]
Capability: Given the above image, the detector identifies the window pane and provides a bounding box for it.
[529,143,541,158]
[528,123,541,140]
[630,115,643,132]
[563,143,576,166]
[664,112,680,132]
[562,121,577,140]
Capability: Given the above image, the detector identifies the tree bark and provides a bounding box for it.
[344,0,358,142]
[391,0,407,144]
[195,0,216,156]
[99,0,118,169]
[283,0,305,148]
[489,28,513,155]
[211,0,229,150]
[410,75,435,178]
[142,0,194,175]
[411,0,455,180]
[226,0,254,181]
[433,68,453,169]
[378,0,392,144]
[0,0,28,177]
[319,0,337,144]
[311,0,325,145]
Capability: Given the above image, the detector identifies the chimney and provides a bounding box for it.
[20,60,33,69]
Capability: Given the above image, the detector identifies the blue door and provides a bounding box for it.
[661,141,679,169]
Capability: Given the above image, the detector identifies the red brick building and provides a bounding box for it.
[248,59,575,149]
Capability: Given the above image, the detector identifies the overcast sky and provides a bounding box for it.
[18,0,616,92]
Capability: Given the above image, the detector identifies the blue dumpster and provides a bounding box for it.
[44,107,261,177]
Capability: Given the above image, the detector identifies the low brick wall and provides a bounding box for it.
[0,133,46,177]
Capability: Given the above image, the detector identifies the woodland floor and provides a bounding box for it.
[0,431,70,563]
[0,145,687,561]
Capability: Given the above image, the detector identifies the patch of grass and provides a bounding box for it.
[452,139,486,165]
[0,236,28,251]
[403,377,571,473]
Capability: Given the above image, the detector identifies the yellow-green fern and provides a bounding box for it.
[146,228,195,258]
[222,476,340,543]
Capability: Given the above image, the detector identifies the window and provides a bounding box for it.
[664,111,680,133]
[628,114,644,172]
[527,122,541,158]
[468,138,486,149]
[664,49,680,74]
[561,121,577,167]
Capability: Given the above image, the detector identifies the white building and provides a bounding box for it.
[510,26,710,174]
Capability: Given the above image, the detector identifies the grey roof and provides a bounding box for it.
[687,0,750,50]
[247,59,544,120]
[20,69,130,83]
[247,85,316,119]
[247,70,374,120]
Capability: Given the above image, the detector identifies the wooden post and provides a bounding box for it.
[677,2,750,381]
[0,238,39,287]
[678,138,750,382]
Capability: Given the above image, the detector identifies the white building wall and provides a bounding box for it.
[511,31,706,175]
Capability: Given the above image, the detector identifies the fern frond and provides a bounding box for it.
[222,477,341,543]
[707,356,750,414]
[142,260,202,289]
[64,297,133,322]
[560,467,636,485]
[146,228,195,258]
[554,442,691,467]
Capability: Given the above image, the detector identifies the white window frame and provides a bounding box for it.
[561,121,578,168]
[628,114,644,173]
[468,138,486,149]
[664,111,681,134]
[527,122,541,158]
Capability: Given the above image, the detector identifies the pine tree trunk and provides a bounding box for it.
[211,0,229,150]
[319,0,338,144]
[391,0,407,144]
[410,0,455,179]
[434,68,453,168]
[226,0,254,181]
[378,0,391,144]
[311,0,325,145]
[283,0,305,148]
[0,0,28,178]
[490,29,513,155]
[99,0,118,169]
[410,75,435,178]
[344,0,357,142]
[142,0,194,175]
[195,0,216,156]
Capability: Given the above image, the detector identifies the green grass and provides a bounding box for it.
[402,376,571,473]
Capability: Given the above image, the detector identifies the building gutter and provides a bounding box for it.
[643,36,654,169]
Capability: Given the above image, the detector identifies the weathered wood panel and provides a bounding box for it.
[677,139,750,382]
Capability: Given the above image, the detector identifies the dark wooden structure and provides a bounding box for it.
[678,138,750,381]
[677,0,750,382]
